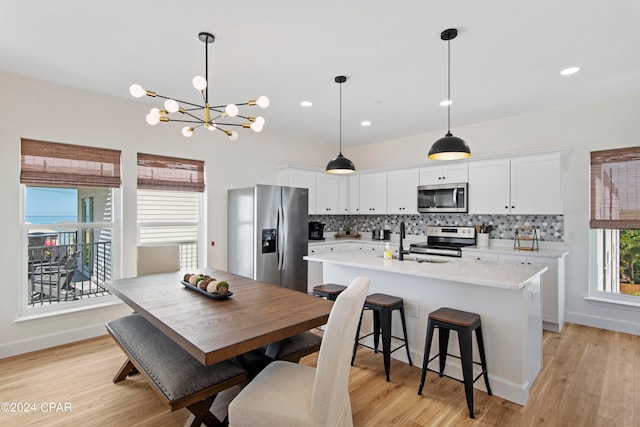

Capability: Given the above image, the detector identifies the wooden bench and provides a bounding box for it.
[106,314,248,426]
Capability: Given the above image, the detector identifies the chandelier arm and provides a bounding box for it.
[153,93,205,109]
[164,119,206,124]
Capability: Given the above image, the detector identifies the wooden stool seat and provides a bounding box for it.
[352,293,412,381]
[313,283,347,301]
[418,307,491,419]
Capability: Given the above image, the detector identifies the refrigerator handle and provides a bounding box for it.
[277,204,284,271]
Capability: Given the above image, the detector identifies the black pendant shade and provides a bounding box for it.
[428,132,471,160]
[326,153,356,173]
[428,28,471,160]
[326,75,355,174]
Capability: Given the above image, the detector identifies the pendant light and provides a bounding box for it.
[326,75,356,174]
[428,28,471,160]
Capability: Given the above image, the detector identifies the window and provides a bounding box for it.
[136,153,205,270]
[21,139,121,309]
[590,147,640,302]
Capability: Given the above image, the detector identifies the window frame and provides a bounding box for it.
[19,185,123,318]
[588,228,640,308]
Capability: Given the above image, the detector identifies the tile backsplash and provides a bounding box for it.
[310,213,564,242]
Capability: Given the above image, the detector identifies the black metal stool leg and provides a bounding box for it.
[459,327,475,419]
[398,304,413,366]
[372,309,381,353]
[351,308,365,365]
[380,307,392,381]
[418,318,435,395]
[437,326,450,376]
[475,326,492,396]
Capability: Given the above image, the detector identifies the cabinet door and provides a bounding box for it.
[499,254,561,330]
[349,175,360,214]
[468,158,510,214]
[510,154,563,214]
[462,252,499,262]
[316,173,340,214]
[288,169,316,214]
[387,169,419,214]
[338,176,350,214]
[420,163,468,185]
[359,173,387,214]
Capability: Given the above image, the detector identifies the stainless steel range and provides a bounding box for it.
[409,226,476,257]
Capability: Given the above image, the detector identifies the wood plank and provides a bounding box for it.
[0,323,638,426]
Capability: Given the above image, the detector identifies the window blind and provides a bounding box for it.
[20,139,121,188]
[137,153,205,192]
[590,146,640,229]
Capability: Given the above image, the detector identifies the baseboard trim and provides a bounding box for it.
[1,323,108,359]
[566,311,640,335]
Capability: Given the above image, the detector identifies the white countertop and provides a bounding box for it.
[304,250,547,290]
[309,234,569,259]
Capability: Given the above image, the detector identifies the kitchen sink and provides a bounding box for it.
[377,255,449,263]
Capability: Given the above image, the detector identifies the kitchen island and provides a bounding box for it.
[304,250,547,406]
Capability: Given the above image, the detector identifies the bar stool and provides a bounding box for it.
[418,307,491,419]
[351,293,412,381]
[312,283,346,301]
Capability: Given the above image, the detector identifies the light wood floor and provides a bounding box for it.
[0,323,638,426]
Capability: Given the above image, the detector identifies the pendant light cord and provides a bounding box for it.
[339,80,343,155]
[447,37,451,135]
[204,34,210,104]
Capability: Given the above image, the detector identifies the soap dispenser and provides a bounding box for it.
[383,242,393,260]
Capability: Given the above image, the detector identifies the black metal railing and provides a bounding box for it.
[28,241,112,306]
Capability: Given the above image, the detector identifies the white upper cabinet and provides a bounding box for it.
[349,175,360,214]
[510,154,563,214]
[468,158,511,214]
[283,168,317,214]
[315,173,340,214]
[387,168,419,214]
[359,172,387,214]
[419,162,469,185]
[468,153,563,215]
[338,176,350,214]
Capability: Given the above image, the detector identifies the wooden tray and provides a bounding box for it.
[334,233,361,238]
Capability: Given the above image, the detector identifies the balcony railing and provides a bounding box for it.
[28,240,112,306]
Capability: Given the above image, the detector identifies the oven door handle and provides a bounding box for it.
[453,188,457,206]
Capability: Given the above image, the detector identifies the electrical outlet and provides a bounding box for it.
[408,303,420,318]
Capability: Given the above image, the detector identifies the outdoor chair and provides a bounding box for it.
[31,250,79,302]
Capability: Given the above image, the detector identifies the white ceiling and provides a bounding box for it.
[2,1,640,147]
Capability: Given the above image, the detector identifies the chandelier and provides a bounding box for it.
[129,32,269,140]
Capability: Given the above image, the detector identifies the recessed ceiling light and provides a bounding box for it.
[360,121,372,127]
[300,100,313,107]
[560,67,580,76]
[440,99,452,106]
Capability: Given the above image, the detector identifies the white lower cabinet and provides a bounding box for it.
[308,243,363,291]
[462,252,499,262]
[499,253,565,332]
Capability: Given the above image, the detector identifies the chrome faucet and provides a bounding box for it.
[399,221,405,261]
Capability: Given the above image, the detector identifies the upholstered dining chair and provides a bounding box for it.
[136,245,180,276]
[228,276,371,427]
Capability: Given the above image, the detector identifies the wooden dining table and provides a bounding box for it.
[105,268,334,366]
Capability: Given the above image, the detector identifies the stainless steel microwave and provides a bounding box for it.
[417,183,468,213]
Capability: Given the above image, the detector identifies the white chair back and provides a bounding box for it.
[311,276,370,425]
[136,245,180,276]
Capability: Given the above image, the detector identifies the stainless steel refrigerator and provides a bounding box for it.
[227,185,308,293]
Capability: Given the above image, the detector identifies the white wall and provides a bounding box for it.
[0,71,335,357]
[348,92,640,335]
[2,70,639,357]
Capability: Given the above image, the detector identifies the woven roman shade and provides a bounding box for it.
[590,146,640,229]
[137,153,205,192]
[20,139,121,188]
